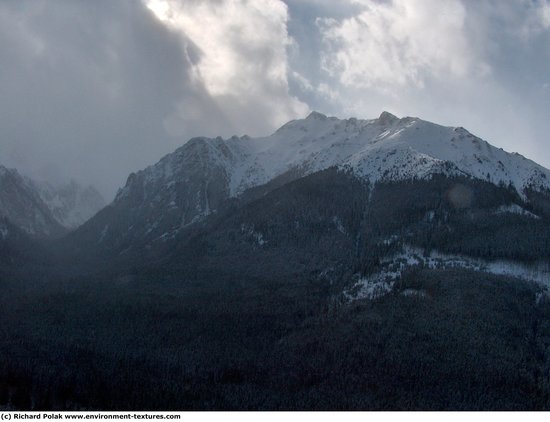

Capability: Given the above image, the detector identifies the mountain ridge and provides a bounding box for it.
[117,111,550,205]
[95,111,550,247]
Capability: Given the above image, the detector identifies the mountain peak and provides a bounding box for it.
[378,111,399,125]
[306,111,328,121]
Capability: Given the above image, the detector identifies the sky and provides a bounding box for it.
[1,0,549,200]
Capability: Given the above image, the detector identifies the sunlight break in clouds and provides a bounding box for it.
[317,0,490,90]
[144,0,308,133]
[537,0,550,29]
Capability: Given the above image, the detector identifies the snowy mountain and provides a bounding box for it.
[0,165,64,237]
[119,110,550,203]
[228,110,550,196]
[91,111,550,248]
[34,180,105,229]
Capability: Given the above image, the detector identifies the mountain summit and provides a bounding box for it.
[120,111,549,203]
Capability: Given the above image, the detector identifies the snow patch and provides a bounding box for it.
[496,203,540,219]
[0,225,8,240]
[401,288,430,299]
[345,274,396,300]
[536,290,550,305]
[241,223,267,246]
[332,216,346,234]
[345,244,550,301]
[98,225,109,243]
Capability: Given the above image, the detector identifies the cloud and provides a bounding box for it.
[530,0,550,34]
[542,2,550,28]
[0,0,225,197]
[143,0,308,135]
[317,0,490,90]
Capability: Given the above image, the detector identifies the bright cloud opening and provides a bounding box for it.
[317,0,490,89]
[143,0,307,132]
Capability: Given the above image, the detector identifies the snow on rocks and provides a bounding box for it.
[0,223,8,240]
[129,111,550,207]
[345,245,550,301]
[495,204,540,219]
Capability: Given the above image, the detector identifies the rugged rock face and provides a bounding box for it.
[115,137,234,232]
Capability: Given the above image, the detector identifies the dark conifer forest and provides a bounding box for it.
[2,171,550,410]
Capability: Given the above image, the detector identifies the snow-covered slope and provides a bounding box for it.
[225,110,550,196]
[35,180,105,229]
[113,137,234,241]
[118,110,550,207]
[345,245,550,301]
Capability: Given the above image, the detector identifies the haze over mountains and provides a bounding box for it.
[0,165,105,237]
